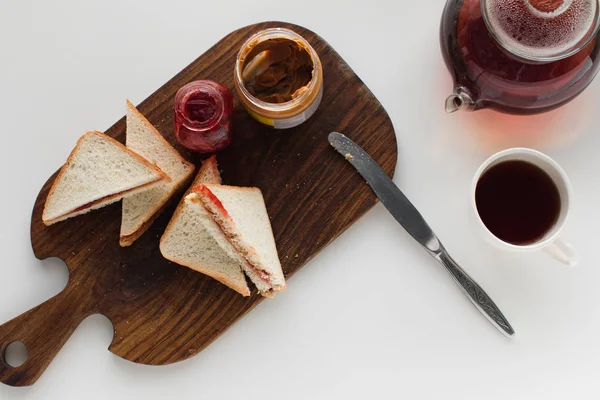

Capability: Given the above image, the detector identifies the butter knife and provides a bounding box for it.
[328,132,515,338]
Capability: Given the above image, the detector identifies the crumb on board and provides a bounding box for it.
[345,153,354,161]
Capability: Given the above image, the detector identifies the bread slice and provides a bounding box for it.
[160,159,251,296]
[42,131,169,226]
[120,100,195,246]
[193,184,286,293]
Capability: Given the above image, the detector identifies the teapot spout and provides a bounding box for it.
[445,89,475,113]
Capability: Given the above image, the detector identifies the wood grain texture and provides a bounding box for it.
[0,21,397,387]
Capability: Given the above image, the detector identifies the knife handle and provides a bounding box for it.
[436,252,515,338]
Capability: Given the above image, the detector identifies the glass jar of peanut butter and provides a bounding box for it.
[234,28,324,129]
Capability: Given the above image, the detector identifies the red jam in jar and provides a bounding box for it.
[174,80,234,153]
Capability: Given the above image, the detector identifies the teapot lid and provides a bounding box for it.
[483,0,600,62]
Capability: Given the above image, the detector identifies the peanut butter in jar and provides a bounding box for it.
[234,28,324,129]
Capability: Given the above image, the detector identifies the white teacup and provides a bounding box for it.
[471,148,579,267]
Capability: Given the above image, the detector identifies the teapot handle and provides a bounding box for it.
[445,87,475,113]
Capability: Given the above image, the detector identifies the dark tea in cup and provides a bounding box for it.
[475,160,561,245]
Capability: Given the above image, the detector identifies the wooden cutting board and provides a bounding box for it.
[0,21,397,386]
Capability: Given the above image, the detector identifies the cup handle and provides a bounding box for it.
[544,238,579,267]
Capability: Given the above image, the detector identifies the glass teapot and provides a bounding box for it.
[440,0,600,114]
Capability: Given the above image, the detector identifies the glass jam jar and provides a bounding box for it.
[234,28,324,129]
[174,80,234,153]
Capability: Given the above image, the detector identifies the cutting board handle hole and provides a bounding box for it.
[3,341,27,368]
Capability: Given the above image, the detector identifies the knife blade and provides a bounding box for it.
[328,132,515,338]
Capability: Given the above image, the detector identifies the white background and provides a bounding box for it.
[1,0,600,399]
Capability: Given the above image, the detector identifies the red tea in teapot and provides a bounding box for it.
[441,0,600,114]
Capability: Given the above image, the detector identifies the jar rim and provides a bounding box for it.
[481,0,600,63]
[234,28,322,113]
[174,81,225,131]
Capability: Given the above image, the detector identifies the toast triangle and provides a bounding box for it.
[42,130,169,226]
[120,100,195,246]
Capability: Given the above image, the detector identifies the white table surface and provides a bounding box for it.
[1,1,600,399]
